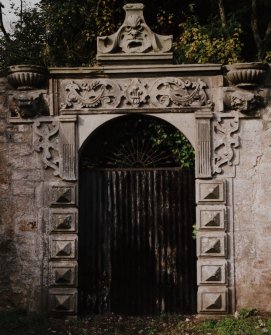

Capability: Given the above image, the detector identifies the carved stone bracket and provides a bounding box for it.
[212,113,240,176]
[224,88,264,114]
[9,92,49,119]
[33,120,60,175]
[60,77,212,111]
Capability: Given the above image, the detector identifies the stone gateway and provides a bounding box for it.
[0,3,270,316]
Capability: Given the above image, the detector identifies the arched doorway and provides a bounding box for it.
[78,115,197,315]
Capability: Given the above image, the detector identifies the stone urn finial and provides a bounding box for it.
[97,3,173,64]
[225,62,268,88]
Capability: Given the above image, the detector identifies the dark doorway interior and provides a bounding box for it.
[78,115,197,315]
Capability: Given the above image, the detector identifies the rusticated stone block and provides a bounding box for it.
[197,205,226,230]
[196,180,225,203]
[197,232,227,257]
[49,261,77,286]
[49,235,77,260]
[50,184,76,206]
[197,259,227,285]
[48,288,77,314]
[49,209,77,233]
[198,286,228,313]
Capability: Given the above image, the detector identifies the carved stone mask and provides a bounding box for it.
[119,15,152,53]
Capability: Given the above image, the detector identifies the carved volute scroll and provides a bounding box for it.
[97,3,173,64]
[212,113,240,176]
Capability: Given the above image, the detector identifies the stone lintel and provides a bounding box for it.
[48,64,222,77]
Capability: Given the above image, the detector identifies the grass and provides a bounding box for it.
[0,309,271,335]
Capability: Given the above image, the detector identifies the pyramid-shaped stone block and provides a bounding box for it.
[204,294,222,310]
[202,185,220,200]
[56,241,72,257]
[54,294,71,311]
[202,266,222,282]
[55,268,72,284]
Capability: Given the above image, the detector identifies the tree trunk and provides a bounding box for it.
[0,2,11,41]
[218,0,226,28]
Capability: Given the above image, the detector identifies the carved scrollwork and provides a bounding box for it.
[60,80,121,109]
[33,121,60,175]
[230,91,263,113]
[150,78,212,108]
[213,114,240,175]
[60,77,212,111]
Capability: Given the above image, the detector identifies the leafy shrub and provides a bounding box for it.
[175,15,243,64]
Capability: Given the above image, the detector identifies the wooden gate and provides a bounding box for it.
[78,168,196,315]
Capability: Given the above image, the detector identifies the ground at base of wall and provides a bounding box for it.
[0,310,271,335]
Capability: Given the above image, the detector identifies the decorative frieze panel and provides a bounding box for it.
[49,261,77,286]
[198,287,228,313]
[197,260,227,285]
[196,180,225,204]
[33,120,60,175]
[50,184,76,206]
[59,77,212,112]
[49,288,77,314]
[49,209,77,233]
[50,235,77,260]
[212,113,240,176]
[197,232,227,257]
[197,205,226,230]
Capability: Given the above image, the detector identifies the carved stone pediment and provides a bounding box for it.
[97,3,173,64]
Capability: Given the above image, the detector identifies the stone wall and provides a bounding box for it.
[0,78,44,311]
[234,109,271,312]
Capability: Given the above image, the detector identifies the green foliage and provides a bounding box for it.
[0,7,46,68]
[40,0,98,66]
[148,122,195,168]
[175,14,243,64]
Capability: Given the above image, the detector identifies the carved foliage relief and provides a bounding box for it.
[59,77,212,111]
[212,114,240,175]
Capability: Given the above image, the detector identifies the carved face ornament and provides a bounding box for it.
[119,15,152,53]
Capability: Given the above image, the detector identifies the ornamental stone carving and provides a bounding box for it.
[60,80,121,110]
[33,120,60,175]
[60,77,212,111]
[97,3,172,55]
[224,88,264,114]
[213,114,240,175]
[150,78,212,108]
[10,92,48,118]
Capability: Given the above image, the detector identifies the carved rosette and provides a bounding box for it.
[212,114,240,175]
[33,120,60,175]
[60,77,212,111]
[125,78,148,107]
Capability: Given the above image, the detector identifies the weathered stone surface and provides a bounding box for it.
[1,62,271,316]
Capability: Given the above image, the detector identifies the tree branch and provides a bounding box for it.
[251,0,262,52]
[0,2,11,41]
[218,0,226,28]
